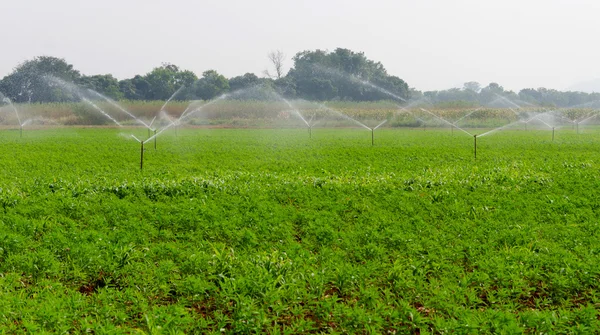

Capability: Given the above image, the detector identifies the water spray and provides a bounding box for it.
[419,108,473,137]
[87,89,151,129]
[147,93,230,146]
[277,96,313,138]
[159,85,185,113]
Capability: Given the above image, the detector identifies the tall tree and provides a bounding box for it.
[143,63,198,100]
[229,73,260,91]
[264,50,286,79]
[119,75,151,100]
[0,56,81,103]
[78,74,123,100]
[193,70,230,100]
[463,81,481,92]
[287,48,410,101]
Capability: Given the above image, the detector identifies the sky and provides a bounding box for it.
[2,0,600,92]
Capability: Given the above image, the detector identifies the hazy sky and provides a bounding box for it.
[2,0,600,92]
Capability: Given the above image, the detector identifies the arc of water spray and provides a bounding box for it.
[493,93,523,109]
[279,96,310,127]
[479,108,557,138]
[491,94,523,117]
[453,107,484,125]
[419,108,473,136]
[45,76,126,127]
[579,113,599,125]
[80,97,122,126]
[159,85,185,113]
[321,103,371,130]
[523,110,557,129]
[2,98,22,126]
[478,119,525,138]
[373,119,388,130]
[159,110,177,127]
[87,89,151,129]
[149,116,157,129]
[145,93,229,144]
[532,117,553,130]
[178,100,205,122]
[312,64,407,102]
[395,107,427,124]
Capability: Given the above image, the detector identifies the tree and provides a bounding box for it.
[274,76,296,97]
[229,73,260,91]
[479,82,505,104]
[118,75,151,100]
[287,48,410,101]
[143,63,198,100]
[264,50,286,79]
[0,56,81,103]
[463,81,481,93]
[78,74,123,100]
[193,70,230,100]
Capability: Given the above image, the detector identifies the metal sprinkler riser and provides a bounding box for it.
[140,141,144,171]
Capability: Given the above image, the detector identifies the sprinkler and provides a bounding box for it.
[308,114,315,139]
[20,125,23,138]
[131,135,145,171]
[154,129,157,150]
[140,141,144,170]
[370,120,387,146]
[473,134,477,159]
[552,127,555,141]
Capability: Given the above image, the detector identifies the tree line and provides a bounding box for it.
[1,48,598,107]
[0,48,410,104]
[416,82,600,108]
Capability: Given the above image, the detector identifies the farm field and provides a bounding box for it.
[0,127,600,333]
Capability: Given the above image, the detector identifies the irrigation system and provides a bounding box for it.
[3,76,600,169]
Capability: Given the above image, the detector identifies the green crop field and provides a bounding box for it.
[1,127,599,334]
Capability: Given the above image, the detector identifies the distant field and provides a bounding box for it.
[0,128,599,333]
[3,100,599,129]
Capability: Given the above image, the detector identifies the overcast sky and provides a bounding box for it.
[2,0,599,92]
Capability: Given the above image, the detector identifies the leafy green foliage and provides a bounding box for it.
[288,48,410,101]
[0,128,599,333]
[78,74,123,100]
[193,70,230,100]
[0,56,81,103]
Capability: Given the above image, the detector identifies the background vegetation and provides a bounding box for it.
[2,49,599,108]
